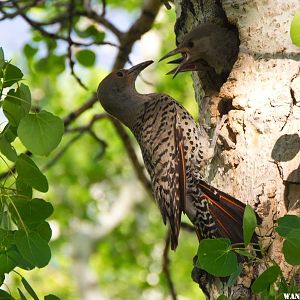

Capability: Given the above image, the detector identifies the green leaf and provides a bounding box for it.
[0,249,18,274]
[251,265,281,293]
[18,110,64,156]
[35,54,65,75]
[227,264,243,287]
[23,44,38,59]
[0,211,10,230]
[21,277,39,300]
[0,289,14,299]
[3,86,31,127]
[197,238,238,277]
[44,295,61,300]
[290,11,300,47]
[18,84,31,109]
[75,25,105,43]
[45,38,57,51]
[3,124,17,143]
[17,289,27,300]
[282,229,300,265]
[0,135,17,162]
[75,49,96,67]
[14,247,34,271]
[234,249,251,257]
[15,230,51,268]
[260,292,275,300]
[31,221,52,242]
[216,295,228,300]
[276,215,300,237]
[16,154,48,192]
[3,63,23,88]
[9,198,53,226]
[16,178,32,199]
[0,229,14,246]
[0,274,4,286]
[243,205,257,245]
[0,48,4,71]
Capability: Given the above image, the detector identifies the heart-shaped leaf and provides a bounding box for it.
[197,238,238,277]
[276,215,300,238]
[18,110,64,156]
[16,154,48,192]
[15,230,51,268]
[251,265,281,293]
[282,229,300,265]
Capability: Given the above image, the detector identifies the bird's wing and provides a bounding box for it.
[139,97,187,250]
[197,179,261,244]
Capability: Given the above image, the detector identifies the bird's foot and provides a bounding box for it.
[191,255,212,299]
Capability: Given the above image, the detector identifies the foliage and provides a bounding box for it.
[196,208,300,299]
[0,48,62,299]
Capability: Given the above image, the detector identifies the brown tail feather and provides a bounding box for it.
[198,180,261,244]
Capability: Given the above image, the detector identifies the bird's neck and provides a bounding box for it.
[111,88,150,129]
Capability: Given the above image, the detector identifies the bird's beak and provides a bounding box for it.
[127,60,153,77]
[159,47,195,78]
[159,47,183,62]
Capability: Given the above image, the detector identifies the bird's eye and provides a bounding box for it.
[188,40,194,48]
[116,71,124,77]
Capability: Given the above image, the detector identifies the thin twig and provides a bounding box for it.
[78,10,122,40]
[13,4,117,47]
[113,0,162,70]
[101,0,106,16]
[163,230,177,300]
[63,93,98,127]
[67,0,87,90]
[42,133,82,171]
[0,0,40,20]
[65,113,108,133]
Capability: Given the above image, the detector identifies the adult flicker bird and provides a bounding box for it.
[160,23,239,92]
[97,60,258,250]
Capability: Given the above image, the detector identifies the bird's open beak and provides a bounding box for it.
[159,47,196,78]
[127,60,153,77]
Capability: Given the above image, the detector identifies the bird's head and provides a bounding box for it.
[97,60,153,127]
[159,23,220,78]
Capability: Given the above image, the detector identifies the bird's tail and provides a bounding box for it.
[197,180,261,245]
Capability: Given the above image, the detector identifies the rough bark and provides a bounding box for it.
[173,0,300,299]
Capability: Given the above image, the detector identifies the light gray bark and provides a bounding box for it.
[173,0,300,299]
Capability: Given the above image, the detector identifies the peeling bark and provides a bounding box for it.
[173,0,300,298]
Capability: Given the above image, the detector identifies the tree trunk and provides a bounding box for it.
[173,0,300,298]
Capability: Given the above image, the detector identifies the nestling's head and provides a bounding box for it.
[160,23,226,77]
[97,60,153,127]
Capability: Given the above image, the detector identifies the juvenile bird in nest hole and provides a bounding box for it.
[160,23,239,93]
[97,60,260,251]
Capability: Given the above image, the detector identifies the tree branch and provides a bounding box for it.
[113,0,162,70]
[12,3,117,47]
[67,0,88,90]
[0,0,43,20]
